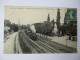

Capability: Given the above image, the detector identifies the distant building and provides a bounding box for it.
[47,14,50,22]
[4,20,11,27]
[4,26,10,31]
[4,20,11,31]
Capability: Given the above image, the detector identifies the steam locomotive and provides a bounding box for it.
[24,28,37,41]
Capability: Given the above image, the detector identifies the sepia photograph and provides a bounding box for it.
[4,6,77,54]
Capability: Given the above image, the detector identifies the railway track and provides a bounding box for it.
[36,34,77,53]
[19,30,76,53]
[20,30,47,53]
[19,30,59,53]
[36,41,60,53]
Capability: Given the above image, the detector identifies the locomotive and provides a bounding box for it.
[24,27,37,41]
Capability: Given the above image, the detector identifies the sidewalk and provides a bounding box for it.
[51,36,77,48]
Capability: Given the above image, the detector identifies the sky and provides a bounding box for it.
[4,6,67,25]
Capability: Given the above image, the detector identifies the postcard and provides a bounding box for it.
[4,6,77,54]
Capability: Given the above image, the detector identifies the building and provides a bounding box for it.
[4,20,11,27]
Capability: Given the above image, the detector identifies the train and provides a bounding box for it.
[24,28,37,41]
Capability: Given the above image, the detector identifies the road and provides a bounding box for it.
[4,32,22,54]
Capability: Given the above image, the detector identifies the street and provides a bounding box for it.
[4,32,22,54]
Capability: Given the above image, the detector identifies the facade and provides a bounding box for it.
[4,20,11,27]
[4,20,11,32]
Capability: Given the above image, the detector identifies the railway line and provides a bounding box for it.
[36,33,77,53]
[18,30,77,53]
[36,41,59,53]
[4,30,76,54]
[19,31,46,53]
[19,30,59,53]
